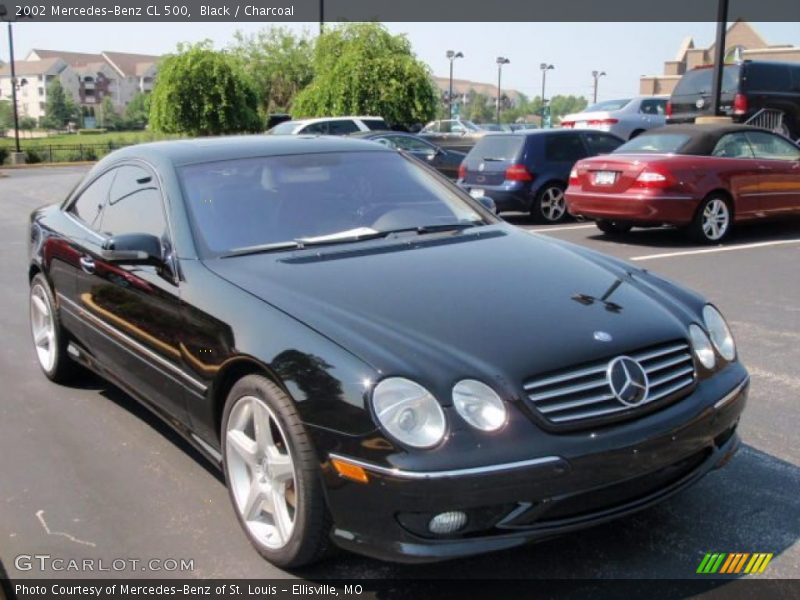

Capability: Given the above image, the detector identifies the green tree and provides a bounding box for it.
[125,92,151,129]
[43,79,78,129]
[98,96,123,130]
[231,27,314,114]
[293,23,437,128]
[0,100,12,131]
[150,41,261,136]
[464,92,493,123]
[20,116,37,136]
[549,95,588,121]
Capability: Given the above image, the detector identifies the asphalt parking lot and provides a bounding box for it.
[0,166,798,582]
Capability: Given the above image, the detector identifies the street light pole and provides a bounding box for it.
[709,0,729,116]
[540,63,554,128]
[591,70,606,104]
[446,50,463,120]
[319,0,324,35]
[4,17,21,154]
[496,56,509,125]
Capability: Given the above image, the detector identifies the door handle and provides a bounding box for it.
[79,255,95,274]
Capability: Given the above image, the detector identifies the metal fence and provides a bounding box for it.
[1,141,134,164]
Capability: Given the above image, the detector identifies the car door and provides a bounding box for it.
[639,98,667,130]
[72,163,189,421]
[545,133,590,181]
[744,130,800,215]
[709,132,762,218]
[581,132,624,157]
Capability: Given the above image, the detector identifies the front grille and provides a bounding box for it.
[523,340,695,426]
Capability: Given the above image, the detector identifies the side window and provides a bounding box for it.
[69,169,116,230]
[363,119,388,131]
[640,99,667,115]
[388,135,435,153]
[328,120,360,135]
[745,131,800,161]
[583,133,623,155]
[372,137,396,148]
[300,122,328,135]
[421,121,439,133]
[451,123,466,134]
[744,64,792,92]
[545,134,588,162]
[439,121,453,134]
[711,133,755,159]
[99,165,167,239]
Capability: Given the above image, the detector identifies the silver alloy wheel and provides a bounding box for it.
[540,187,567,222]
[701,198,730,241]
[30,283,56,373]
[226,395,297,550]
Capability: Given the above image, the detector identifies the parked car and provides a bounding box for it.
[266,113,292,130]
[268,116,389,135]
[510,123,538,131]
[561,97,668,140]
[28,135,747,567]
[666,61,800,140]
[458,130,624,222]
[349,130,466,179]
[479,123,512,132]
[565,124,800,242]
[418,119,487,152]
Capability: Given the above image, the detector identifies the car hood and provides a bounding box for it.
[204,225,694,401]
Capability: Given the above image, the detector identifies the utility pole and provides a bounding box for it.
[496,57,510,125]
[709,0,729,116]
[592,70,606,104]
[446,50,463,120]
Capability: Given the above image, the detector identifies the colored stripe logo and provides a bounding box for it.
[697,552,773,574]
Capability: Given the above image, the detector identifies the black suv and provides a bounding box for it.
[667,60,800,140]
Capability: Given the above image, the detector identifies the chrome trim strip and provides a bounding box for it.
[649,365,695,388]
[537,392,616,414]
[648,376,695,402]
[643,353,692,374]
[632,343,689,362]
[191,434,222,462]
[57,292,207,392]
[528,376,608,401]
[567,191,694,201]
[523,364,607,390]
[714,377,749,410]
[328,453,564,480]
[550,402,629,422]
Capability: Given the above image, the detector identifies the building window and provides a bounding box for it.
[39,102,45,110]
[38,87,44,96]
[38,75,43,81]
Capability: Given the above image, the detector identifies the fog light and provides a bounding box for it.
[428,511,467,535]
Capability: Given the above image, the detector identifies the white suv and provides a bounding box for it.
[268,116,389,135]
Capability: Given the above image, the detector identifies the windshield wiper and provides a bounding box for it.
[221,222,483,258]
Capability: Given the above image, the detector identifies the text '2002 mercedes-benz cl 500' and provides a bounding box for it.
[28,135,748,566]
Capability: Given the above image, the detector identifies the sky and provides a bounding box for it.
[2,21,799,102]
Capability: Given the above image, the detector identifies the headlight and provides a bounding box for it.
[703,305,736,361]
[689,324,716,370]
[371,378,446,448]
[452,379,507,431]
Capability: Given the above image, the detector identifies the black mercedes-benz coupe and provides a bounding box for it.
[28,135,748,567]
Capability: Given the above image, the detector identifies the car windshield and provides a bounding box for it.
[584,99,632,112]
[269,121,300,134]
[179,151,489,258]
[613,133,692,154]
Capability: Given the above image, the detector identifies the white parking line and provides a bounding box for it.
[527,224,597,233]
[630,239,800,261]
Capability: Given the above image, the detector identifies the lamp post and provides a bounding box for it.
[540,63,554,128]
[319,0,324,34]
[496,56,510,125]
[709,0,729,117]
[1,4,22,155]
[591,70,606,104]
[446,50,463,120]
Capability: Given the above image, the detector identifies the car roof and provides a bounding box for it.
[95,135,394,168]
[293,116,384,124]
[638,124,773,155]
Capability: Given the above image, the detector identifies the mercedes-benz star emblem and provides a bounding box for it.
[607,356,649,407]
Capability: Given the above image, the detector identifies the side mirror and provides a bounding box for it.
[101,233,163,265]
[477,195,497,214]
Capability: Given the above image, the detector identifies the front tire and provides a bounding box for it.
[222,374,330,568]
[531,183,569,224]
[688,195,732,243]
[29,273,79,383]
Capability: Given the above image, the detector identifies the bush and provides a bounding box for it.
[0,147,8,164]
[25,148,43,163]
[77,128,108,135]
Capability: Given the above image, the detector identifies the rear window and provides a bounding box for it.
[469,135,525,161]
[585,99,632,112]
[673,65,740,96]
[742,63,792,92]
[613,133,691,154]
[269,121,300,134]
[362,118,389,131]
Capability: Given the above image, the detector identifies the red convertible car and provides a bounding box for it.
[565,124,800,242]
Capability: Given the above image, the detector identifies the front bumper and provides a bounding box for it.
[321,367,748,563]
[566,190,699,225]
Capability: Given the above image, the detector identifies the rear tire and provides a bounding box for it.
[688,194,732,244]
[29,273,80,383]
[222,374,331,568]
[596,220,633,236]
[531,183,569,224]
